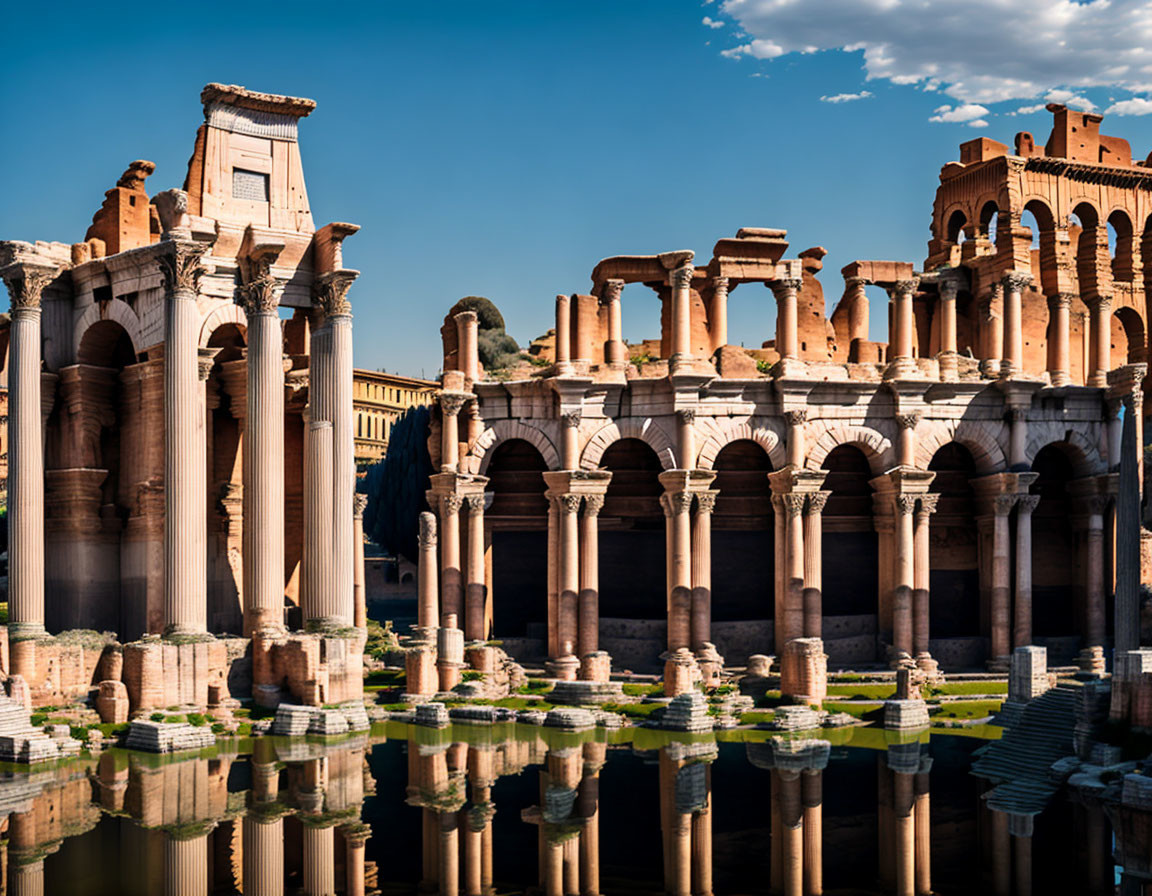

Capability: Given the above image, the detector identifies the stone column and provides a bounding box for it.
[802,769,823,896]
[981,284,1003,378]
[556,493,581,672]
[668,257,695,361]
[771,277,802,363]
[455,310,479,384]
[464,493,487,641]
[770,770,784,893]
[845,276,870,346]
[665,491,694,651]
[691,492,716,651]
[774,495,787,655]
[238,266,286,635]
[242,814,285,896]
[603,278,626,365]
[1007,408,1028,469]
[439,811,460,896]
[353,493,367,629]
[418,512,439,632]
[914,762,932,896]
[555,294,573,375]
[990,494,1016,665]
[782,493,806,645]
[302,823,336,896]
[0,262,57,640]
[937,278,959,381]
[1000,272,1029,378]
[164,830,210,896]
[893,495,916,659]
[440,392,467,472]
[990,808,1010,896]
[578,494,603,659]
[887,279,918,378]
[1048,293,1073,386]
[1014,495,1039,649]
[893,772,915,896]
[802,492,828,640]
[440,494,463,621]
[1085,496,1107,648]
[1087,295,1112,387]
[896,413,919,469]
[710,276,730,352]
[913,495,938,662]
[677,409,696,470]
[560,411,581,471]
[343,825,370,896]
[785,409,807,469]
[160,241,209,635]
[692,766,714,896]
[304,419,336,627]
[779,769,804,896]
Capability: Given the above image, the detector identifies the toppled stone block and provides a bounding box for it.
[661,692,713,732]
[414,703,450,728]
[543,708,596,732]
[549,679,624,706]
[884,699,930,730]
[1009,646,1050,704]
[123,720,215,754]
[449,705,517,724]
[96,680,129,724]
[308,709,351,736]
[770,705,822,731]
[271,704,314,736]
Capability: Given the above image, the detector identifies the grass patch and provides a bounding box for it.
[824,701,884,719]
[931,699,1002,721]
[490,697,555,711]
[739,710,776,725]
[517,679,554,695]
[930,680,1008,697]
[621,683,664,698]
[364,668,406,687]
[825,683,898,700]
[602,701,663,720]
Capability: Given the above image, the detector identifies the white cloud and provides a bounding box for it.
[1044,89,1095,111]
[1107,97,1152,115]
[702,16,725,29]
[929,103,990,123]
[716,0,1152,111]
[967,119,989,128]
[820,90,872,103]
[1007,104,1046,116]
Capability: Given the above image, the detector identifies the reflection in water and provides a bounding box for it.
[1,724,1138,894]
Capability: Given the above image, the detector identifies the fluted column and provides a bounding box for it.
[691,492,716,651]
[239,264,286,635]
[667,256,695,361]
[10,857,44,896]
[578,494,603,659]
[990,808,1010,896]
[913,495,938,661]
[692,766,714,896]
[302,823,336,896]
[603,279,626,365]
[242,815,285,896]
[665,491,693,651]
[439,393,466,472]
[710,276,730,352]
[887,279,918,379]
[439,811,460,896]
[557,493,581,664]
[1048,293,1073,386]
[440,494,463,621]
[893,496,916,658]
[1086,295,1112,387]
[160,241,209,635]
[164,830,210,896]
[304,419,335,627]
[418,512,439,632]
[343,825,370,896]
[771,277,802,363]
[464,494,487,641]
[353,493,368,628]
[1000,272,1029,378]
[937,278,959,381]
[1014,495,1039,648]
[0,262,56,640]
[785,409,807,469]
[802,492,827,640]
[990,494,1016,664]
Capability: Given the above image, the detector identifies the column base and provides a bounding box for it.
[937,351,959,382]
[304,617,351,634]
[883,358,918,380]
[979,358,1002,378]
[1048,370,1070,387]
[243,609,286,638]
[1087,371,1108,389]
[1076,646,1107,678]
[6,622,48,642]
[986,655,1011,674]
[546,655,580,681]
[162,625,214,644]
[914,652,942,682]
[579,651,612,683]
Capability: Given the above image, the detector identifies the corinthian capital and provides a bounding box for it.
[917,493,940,516]
[895,412,920,431]
[782,493,806,517]
[353,493,368,519]
[237,277,281,315]
[1001,271,1032,292]
[890,279,919,298]
[1,261,60,312]
[695,492,717,514]
[157,241,208,296]
[670,264,695,290]
[583,494,605,517]
[602,279,624,302]
[313,270,358,318]
[1048,292,1075,310]
[440,392,469,416]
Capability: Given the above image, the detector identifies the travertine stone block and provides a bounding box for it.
[96,680,129,724]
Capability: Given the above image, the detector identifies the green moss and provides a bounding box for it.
[517,679,555,695]
[621,683,664,698]
[739,710,776,725]
[601,701,663,720]
[96,723,129,738]
[489,697,555,711]
[824,702,884,719]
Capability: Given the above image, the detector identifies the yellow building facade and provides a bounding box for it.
[353,369,437,464]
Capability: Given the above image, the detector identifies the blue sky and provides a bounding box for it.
[3,0,1151,377]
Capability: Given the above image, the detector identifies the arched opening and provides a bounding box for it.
[206,322,247,634]
[946,209,968,243]
[1108,210,1135,283]
[980,201,1000,248]
[1072,202,1105,298]
[710,440,774,625]
[1030,445,1080,659]
[486,439,548,639]
[598,438,665,622]
[1112,306,1146,367]
[927,443,982,665]
[44,320,140,633]
[820,445,879,663]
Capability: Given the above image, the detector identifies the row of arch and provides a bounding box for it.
[71,298,251,365]
[467,415,1106,480]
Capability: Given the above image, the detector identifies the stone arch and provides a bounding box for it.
[805,421,894,475]
[944,207,968,242]
[580,417,676,471]
[469,420,561,475]
[72,299,142,361]
[1024,423,1106,476]
[914,418,1007,474]
[198,304,248,348]
[695,416,787,471]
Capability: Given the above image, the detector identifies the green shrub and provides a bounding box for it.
[150,712,165,722]
[186,713,207,727]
